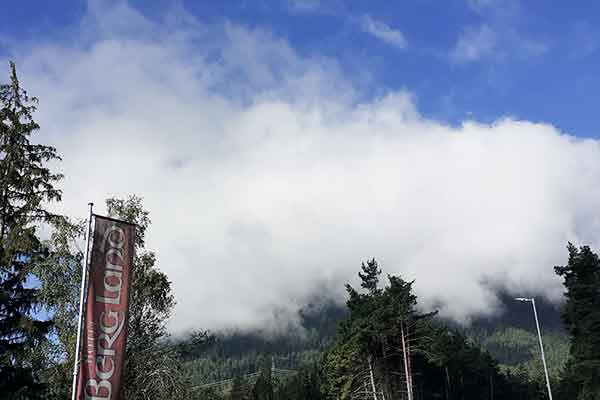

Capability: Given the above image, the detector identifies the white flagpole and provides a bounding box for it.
[71,202,94,400]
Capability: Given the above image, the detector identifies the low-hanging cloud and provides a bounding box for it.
[6,1,600,333]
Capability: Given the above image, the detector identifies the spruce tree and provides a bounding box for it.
[555,244,600,400]
[0,62,62,398]
[357,258,381,295]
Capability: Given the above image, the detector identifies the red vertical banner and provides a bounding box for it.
[76,215,135,400]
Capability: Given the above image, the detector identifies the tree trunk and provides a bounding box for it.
[381,336,391,400]
[401,321,412,400]
[368,355,378,400]
[489,371,494,400]
[444,365,450,400]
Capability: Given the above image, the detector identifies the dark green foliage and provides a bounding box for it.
[194,387,223,400]
[230,375,252,400]
[324,261,437,399]
[461,295,569,387]
[357,258,381,295]
[322,259,542,400]
[476,326,568,382]
[424,326,547,400]
[555,244,600,400]
[181,302,342,389]
[32,217,85,399]
[177,329,218,361]
[275,363,324,400]
[186,349,322,387]
[252,357,273,400]
[0,62,62,399]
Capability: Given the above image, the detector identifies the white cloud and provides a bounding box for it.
[467,0,501,14]
[450,23,548,64]
[451,24,497,63]
[360,15,407,49]
[453,0,548,64]
[286,0,322,13]
[6,1,600,333]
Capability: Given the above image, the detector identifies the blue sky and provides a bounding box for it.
[2,0,600,138]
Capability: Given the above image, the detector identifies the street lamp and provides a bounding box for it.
[515,297,553,400]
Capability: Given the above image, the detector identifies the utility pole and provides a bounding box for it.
[407,330,414,398]
[515,297,553,400]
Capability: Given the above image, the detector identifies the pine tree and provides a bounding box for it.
[0,62,62,398]
[555,243,600,400]
[326,260,438,400]
[358,258,381,295]
[324,259,532,400]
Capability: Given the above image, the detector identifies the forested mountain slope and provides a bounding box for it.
[184,292,568,387]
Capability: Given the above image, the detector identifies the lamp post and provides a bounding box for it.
[515,297,553,400]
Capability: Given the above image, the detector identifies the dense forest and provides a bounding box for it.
[184,262,572,400]
[1,63,599,400]
[183,294,571,392]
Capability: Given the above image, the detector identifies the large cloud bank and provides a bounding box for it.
[6,1,600,333]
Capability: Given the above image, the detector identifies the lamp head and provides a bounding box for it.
[515,297,532,302]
